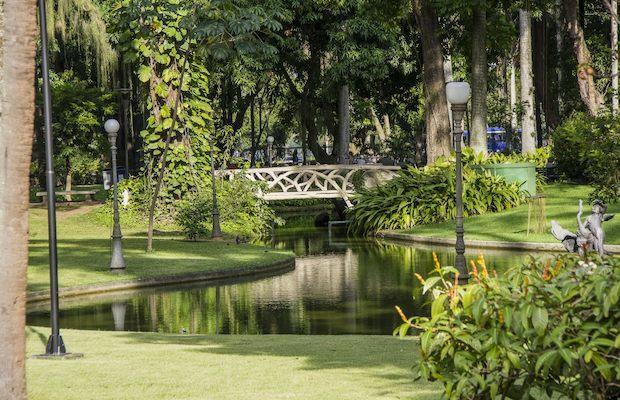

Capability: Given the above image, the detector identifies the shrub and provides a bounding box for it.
[463,146,552,169]
[92,176,153,228]
[553,112,620,202]
[348,160,524,234]
[396,254,620,400]
[175,179,282,239]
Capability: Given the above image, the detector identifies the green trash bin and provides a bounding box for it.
[479,162,537,196]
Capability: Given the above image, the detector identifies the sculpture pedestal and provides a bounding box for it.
[527,194,547,236]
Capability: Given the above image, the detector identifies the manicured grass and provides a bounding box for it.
[28,205,293,292]
[26,327,439,400]
[397,184,620,244]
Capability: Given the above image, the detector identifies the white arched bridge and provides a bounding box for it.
[217,164,400,207]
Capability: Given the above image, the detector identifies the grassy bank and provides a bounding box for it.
[394,184,620,244]
[28,205,293,292]
[26,327,439,400]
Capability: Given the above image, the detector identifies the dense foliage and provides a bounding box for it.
[397,254,620,400]
[553,112,620,202]
[114,0,214,200]
[32,71,116,187]
[175,179,280,239]
[463,146,551,169]
[348,160,524,234]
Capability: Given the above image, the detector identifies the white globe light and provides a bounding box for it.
[104,119,121,134]
[267,135,275,144]
[445,82,471,106]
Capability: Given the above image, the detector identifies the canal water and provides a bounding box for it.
[27,225,534,335]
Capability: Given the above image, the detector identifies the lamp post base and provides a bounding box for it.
[109,234,126,272]
[31,335,84,359]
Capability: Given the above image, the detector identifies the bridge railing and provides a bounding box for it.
[216,164,400,207]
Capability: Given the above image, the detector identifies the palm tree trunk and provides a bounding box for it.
[520,9,537,154]
[0,0,37,398]
[471,6,488,154]
[412,0,451,164]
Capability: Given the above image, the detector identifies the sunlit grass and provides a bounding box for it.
[28,205,293,292]
[397,184,620,244]
[26,327,439,400]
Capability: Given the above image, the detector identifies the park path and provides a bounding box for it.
[56,204,100,221]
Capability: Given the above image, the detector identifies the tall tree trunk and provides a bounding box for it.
[65,156,72,201]
[444,54,453,127]
[383,114,391,138]
[0,0,37,397]
[250,99,256,166]
[520,9,537,154]
[369,105,386,142]
[509,55,518,132]
[564,0,605,116]
[412,0,451,164]
[612,0,619,114]
[555,0,564,115]
[471,6,488,154]
[338,85,350,164]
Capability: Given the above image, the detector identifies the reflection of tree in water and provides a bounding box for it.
[27,231,534,334]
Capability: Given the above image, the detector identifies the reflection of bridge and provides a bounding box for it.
[217,164,400,207]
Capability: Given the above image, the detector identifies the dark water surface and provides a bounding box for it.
[27,227,534,335]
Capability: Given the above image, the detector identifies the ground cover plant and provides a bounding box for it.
[349,160,524,234]
[397,254,620,400]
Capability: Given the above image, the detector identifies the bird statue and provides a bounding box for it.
[551,199,614,257]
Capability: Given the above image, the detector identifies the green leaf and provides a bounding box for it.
[138,65,152,82]
[531,307,548,336]
[431,294,447,318]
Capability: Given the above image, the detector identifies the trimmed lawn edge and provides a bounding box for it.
[379,230,620,254]
[27,257,295,304]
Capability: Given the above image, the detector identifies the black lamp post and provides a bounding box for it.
[446,81,472,284]
[209,135,223,239]
[34,0,82,359]
[105,119,127,272]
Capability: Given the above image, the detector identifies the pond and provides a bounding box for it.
[27,225,537,335]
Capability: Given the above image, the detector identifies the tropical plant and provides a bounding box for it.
[348,160,524,234]
[32,70,115,189]
[175,178,281,239]
[462,146,552,169]
[553,112,620,202]
[396,253,620,400]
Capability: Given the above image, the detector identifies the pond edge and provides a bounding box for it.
[26,257,296,304]
[379,231,620,254]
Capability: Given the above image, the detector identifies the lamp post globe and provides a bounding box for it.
[104,118,121,136]
[446,82,471,284]
[105,118,126,273]
[266,135,275,167]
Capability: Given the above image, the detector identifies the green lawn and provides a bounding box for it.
[28,205,293,292]
[397,184,620,244]
[26,327,438,400]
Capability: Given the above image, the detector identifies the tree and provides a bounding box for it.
[471,5,488,154]
[563,0,605,116]
[520,9,537,154]
[0,0,37,397]
[412,0,451,163]
[46,0,117,85]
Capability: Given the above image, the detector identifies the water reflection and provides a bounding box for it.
[27,227,535,335]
